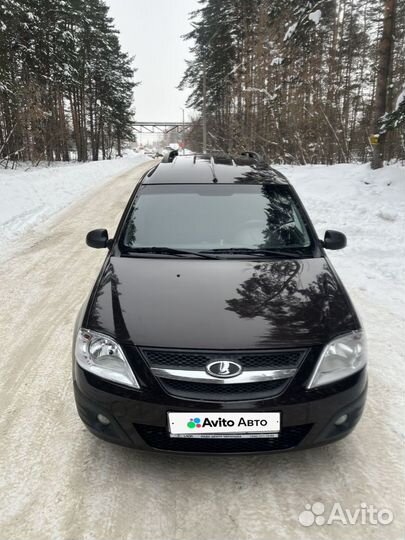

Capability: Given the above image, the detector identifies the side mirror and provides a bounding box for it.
[322,230,347,251]
[86,229,109,249]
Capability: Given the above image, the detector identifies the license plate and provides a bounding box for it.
[168,412,280,438]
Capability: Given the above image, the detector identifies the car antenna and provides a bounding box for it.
[209,156,218,183]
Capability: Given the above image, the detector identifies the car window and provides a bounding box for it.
[122,184,312,252]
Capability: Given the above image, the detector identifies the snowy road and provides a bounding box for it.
[0,161,404,540]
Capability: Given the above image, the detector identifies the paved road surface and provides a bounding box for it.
[0,161,403,540]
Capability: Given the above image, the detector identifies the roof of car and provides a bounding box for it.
[143,154,289,185]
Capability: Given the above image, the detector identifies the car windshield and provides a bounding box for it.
[121,184,313,255]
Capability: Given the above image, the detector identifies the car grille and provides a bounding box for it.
[158,378,288,401]
[141,348,305,370]
[135,424,312,453]
[140,348,307,401]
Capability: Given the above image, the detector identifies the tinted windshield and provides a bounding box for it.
[122,184,313,253]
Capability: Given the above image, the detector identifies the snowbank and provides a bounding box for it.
[0,153,151,257]
[279,163,405,321]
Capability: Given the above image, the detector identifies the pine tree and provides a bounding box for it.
[0,0,138,165]
[181,0,405,165]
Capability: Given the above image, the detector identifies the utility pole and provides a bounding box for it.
[181,108,186,155]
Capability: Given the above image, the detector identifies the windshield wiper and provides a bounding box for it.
[123,247,219,259]
[201,248,306,259]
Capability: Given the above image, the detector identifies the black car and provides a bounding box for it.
[73,154,367,454]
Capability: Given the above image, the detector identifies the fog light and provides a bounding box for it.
[97,413,110,426]
[335,414,348,426]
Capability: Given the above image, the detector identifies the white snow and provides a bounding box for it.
[0,152,151,259]
[283,22,298,42]
[308,9,322,26]
[279,163,405,322]
[244,87,278,101]
[395,87,405,110]
[377,208,397,222]
[271,57,284,66]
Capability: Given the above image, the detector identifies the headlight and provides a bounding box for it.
[307,330,366,389]
[75,328,140,389]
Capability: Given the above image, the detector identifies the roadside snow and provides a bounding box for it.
[279,163,405,321]
[0,153,151,259]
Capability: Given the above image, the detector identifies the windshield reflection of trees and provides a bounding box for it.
[129,189,306,250]
[234,175,309,248]
[260,186,306,248]
[226,261,353,344]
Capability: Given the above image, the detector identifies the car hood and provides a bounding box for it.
[85,257,359,349]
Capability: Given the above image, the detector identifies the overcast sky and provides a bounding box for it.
[105,0,200,123]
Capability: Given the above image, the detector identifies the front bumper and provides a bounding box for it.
[73,363,367,454]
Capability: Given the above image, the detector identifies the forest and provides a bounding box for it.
[0,0,136,165]
[1,0,404,168]
[180,0,405,167]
